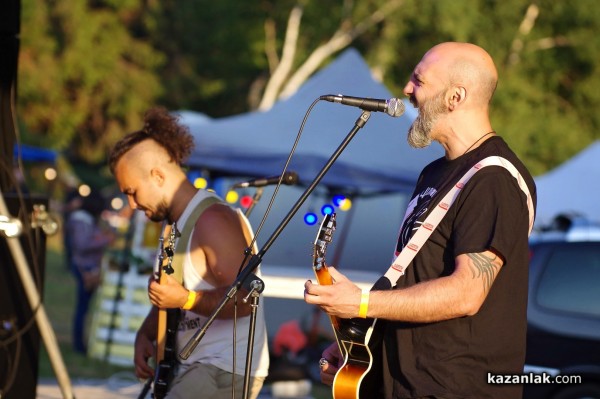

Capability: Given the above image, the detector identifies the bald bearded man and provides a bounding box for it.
[109,107,269,399]
[304,42,536,398]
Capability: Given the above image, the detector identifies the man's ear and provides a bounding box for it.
[150,167,165,186]
[447,86,467,110]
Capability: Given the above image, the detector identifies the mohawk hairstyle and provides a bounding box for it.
[108,106,195,174]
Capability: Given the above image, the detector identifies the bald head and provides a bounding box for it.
[425,42,498,106]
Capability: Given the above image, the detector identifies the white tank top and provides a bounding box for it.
[175,190,269,377]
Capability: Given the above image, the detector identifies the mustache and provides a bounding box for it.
[409,95,418,108]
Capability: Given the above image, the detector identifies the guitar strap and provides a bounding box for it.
[383,156,535,286]
[170,195,221,284]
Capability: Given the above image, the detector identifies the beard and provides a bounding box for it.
[147,200,169,223]
[407,90,447,149]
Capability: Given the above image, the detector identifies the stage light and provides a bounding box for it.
[332,194,345,207]
[339,198,352,211]
[321,204,334,215]
[240,195,253,208]
[225,190,239,204]
[194,177,208,189]
[304,212,318,225]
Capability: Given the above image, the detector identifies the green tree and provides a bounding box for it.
[16,0,600,179]
[18,0,164,165]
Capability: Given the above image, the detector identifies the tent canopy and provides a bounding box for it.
[181,48,443,196]
[13,143,57,163]
[178,49,445,275]
[534,140,600,227]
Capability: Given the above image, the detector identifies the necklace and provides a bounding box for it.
[463,131,495,155]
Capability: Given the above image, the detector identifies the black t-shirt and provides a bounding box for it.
[383,136,537,399]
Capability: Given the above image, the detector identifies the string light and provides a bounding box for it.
[339,197,352,211]
[332,195,345,207]
[44,167,57,181]
[321,204,334,215]
[78,184,91,197]
[194,177,208,189]
[304,212,318,225]
[240,195,253,208]
[225,190,239,204]
[111,197,124,211]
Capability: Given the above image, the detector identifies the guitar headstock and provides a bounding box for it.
[162,222,180,276]
[312,213,336,270]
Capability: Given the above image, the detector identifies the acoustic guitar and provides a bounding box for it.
[312,213,382,399]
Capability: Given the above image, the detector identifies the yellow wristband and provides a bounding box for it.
[182,290,197,310]
[358,290,369,318]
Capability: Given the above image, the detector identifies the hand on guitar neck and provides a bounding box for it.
[306,213,383,399]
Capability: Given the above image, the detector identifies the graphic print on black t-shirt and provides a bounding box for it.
[396,186,438,253]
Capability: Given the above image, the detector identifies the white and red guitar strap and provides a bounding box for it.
[383,156,535,286]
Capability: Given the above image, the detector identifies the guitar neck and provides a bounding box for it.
[156,308,167,364]
[313,264,345,354]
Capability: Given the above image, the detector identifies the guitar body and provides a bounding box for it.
[312,213,383,399]
[334,335,382,399]
[153,306,180,398]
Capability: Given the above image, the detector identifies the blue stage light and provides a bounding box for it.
[321,204,335,215]
[304,212,318,225]
[332,195,346,207]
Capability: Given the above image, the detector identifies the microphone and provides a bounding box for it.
[320,94,405,117]
[233,171,299,188]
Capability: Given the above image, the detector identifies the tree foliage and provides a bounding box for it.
[18,0,163,164]
[15,0,600,178]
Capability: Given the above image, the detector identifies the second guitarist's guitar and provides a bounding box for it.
[312,213,384,399]
[147,223,180,399]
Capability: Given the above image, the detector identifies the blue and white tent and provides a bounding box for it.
[177,49,443,279]
[181,48,442,195]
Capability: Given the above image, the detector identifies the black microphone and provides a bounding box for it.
[320,94,405,117]
[232,171,299,188]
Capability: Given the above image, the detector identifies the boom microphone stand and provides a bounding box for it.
[180,110,373,399]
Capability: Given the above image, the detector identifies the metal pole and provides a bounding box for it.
[0,191,74,399]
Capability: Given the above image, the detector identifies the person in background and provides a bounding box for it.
[62,187,83,270]
[108,107,269,399]
[305,42,536,398]
[65,189,115,354]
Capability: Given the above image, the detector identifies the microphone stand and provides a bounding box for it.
[244,187,263,218]
[179,110,373,399]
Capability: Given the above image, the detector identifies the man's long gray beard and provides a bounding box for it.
[407,120,434,149]
[407,90,447,149]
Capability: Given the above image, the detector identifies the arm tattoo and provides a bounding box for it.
[466,252,499,293]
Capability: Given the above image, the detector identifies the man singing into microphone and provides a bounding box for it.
[109,107,269,399]
[305,42,536,398]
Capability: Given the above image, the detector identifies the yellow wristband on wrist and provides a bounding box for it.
[182,290,197,310]
[358,290,369,318]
